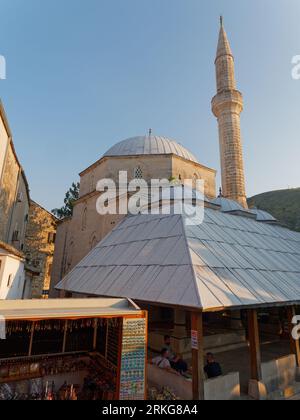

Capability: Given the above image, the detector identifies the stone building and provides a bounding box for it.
[0,101,30,299]
[50,20,250,296]
[55,22,300,400]
[24,201,57,299]
[0,102,30,250]
[50,137,217,295]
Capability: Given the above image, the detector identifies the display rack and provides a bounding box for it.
[119,318,147,400]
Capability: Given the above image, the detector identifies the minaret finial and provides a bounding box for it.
[220,15,223,27]
[148,128,152,136]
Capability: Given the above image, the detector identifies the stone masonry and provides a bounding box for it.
[24,201,57,299]
[212,19,248,208]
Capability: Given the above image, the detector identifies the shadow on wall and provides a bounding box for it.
[0,186,13,241]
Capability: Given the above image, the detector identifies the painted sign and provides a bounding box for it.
[191,330,198,350]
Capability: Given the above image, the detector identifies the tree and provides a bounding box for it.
[52,182,80,219]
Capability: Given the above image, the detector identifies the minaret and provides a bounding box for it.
[212,17,248,208]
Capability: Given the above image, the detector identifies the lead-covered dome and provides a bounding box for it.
[104,135,199,163]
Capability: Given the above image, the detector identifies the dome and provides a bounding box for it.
[103,135,199,163]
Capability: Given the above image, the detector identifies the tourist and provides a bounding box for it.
[152,348,179,375]
[204,353,222,379]
[164,335,188,374]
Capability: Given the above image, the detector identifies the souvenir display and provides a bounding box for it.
[0,313,147,401]
[119,318,146,400]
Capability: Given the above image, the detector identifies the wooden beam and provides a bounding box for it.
[287,306,300,366]
[191,312,205,400]
[62,320,68,353]
[247,309,262,381]
[93,318,98,350]
[28,322,35,357]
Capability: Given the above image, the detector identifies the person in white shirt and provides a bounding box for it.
[151,348,180,375]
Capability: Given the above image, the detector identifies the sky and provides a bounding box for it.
[0,0,300,211]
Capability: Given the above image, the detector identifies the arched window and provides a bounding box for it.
[134,166,143,179]
[64,240,74,275]
[82,207,87,231]
[90,234,98,250]
[90,173,95,193]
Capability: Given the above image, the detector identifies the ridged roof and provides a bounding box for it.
[56,205,300,311]
[104,136,199,163]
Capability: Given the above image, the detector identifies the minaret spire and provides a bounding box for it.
[212,19,248,208]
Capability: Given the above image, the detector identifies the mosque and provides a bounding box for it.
[50,21,300,400]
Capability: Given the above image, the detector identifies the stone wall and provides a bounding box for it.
[49,217,71,297]
[171,156,216,198]
[0,143,20,241]
[51,153,217,295]
[24,201,57,299]
[7,172,30,251]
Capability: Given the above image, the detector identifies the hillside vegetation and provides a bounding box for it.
[248,188,300,232]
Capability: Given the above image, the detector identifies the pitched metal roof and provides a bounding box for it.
[250,208,277,223]
[56,206,300,312]
[104,136,199,163]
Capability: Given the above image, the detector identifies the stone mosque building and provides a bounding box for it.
[52,21,300,399]
[51,20,246,293]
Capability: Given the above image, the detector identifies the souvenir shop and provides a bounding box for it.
[0,298,147,400]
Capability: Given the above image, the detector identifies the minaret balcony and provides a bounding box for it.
[211,89,243,117]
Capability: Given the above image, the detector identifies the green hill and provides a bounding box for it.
[248,188,300,232]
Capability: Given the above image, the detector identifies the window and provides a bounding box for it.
[17,192,23,203]
[12,230,19,241]
[48,232,56,244]
[7,274,13,288]
[90,235,98,250]
[134,166,143,179]
[82,208,87,231]
[90,173,95,192]
[32,259,40,269]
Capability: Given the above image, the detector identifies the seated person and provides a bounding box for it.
[204,352,222,379]
[164,335,188,374]
[151,348,179,375]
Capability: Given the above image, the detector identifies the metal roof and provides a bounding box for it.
[104,136,199,163]
[211,197,253,216]
[250,208,277,222]
[0,298,142,320]
[56,206,300,312]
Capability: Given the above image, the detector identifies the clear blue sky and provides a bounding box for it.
[1,0,300,210]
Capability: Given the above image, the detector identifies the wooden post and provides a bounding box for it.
[62,320,68,353]
[248,309,262,381]
[28,322,35,357]
[93,318,98,350]
[191,311,205,400]
[105,320,109,359]
[287,306,300,366]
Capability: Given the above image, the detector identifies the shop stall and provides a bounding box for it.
[0,298,147,401]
